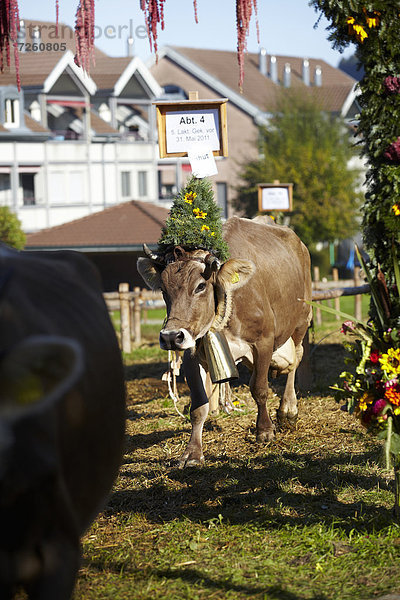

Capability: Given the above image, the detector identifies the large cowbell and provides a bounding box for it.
[202,329,239,384]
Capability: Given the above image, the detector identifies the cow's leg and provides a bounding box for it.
[250,342,275,443]
[277,341,303,429]
[178,350,209,468]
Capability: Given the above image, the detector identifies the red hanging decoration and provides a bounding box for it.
[140,0,165,55]
[193,0,198,25]
[74,0,95,72]
[55,0,59,35]
[0,0,21,90]
[236,0,258,90]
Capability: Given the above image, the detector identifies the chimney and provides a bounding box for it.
[32,26,41,51]
[314,65,322,86]
[269,55,278,84]
[17,19,26,51]
[283,63,291,87]
[259,47,267,76]
[302,58,310,86]
[127,36,134,57]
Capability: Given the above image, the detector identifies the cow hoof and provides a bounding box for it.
[256,429,275,444]
[277,412,298,431]
[176,453,204,469]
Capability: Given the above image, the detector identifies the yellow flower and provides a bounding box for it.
[184,191,197,204]
[363,8,380,28]
[358,391,374,411]
[347,16,368,42]
[379,348,400,376]
[393,204,400,216]
[394,407,400,416]
[193,207,207,219]
[354,24,368,42]
[201,224,210,232]
[210,231,215,236]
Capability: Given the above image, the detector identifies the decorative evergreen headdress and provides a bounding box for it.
[158,176,229,262]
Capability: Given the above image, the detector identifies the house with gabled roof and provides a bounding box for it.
[25,199,169,290]
[149,46,360,218]
[0,19,163,233]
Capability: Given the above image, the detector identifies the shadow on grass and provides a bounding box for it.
[108,443,394,534]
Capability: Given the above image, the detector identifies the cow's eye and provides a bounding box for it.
[195,282,206,294]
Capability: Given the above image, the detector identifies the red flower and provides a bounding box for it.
[369,350,381,363]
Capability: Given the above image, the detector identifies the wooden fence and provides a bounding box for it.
[103,284,164,353]
[106,267,371,353]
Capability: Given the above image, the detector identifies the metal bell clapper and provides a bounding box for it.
[202,329,239,384]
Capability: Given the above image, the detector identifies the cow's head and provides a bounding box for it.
[137,245,255,350]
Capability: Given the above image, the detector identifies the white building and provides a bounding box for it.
[0,19,163,233]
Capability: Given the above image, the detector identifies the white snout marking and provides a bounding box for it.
[160,327,196,349]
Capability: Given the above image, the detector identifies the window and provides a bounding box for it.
[20,173,35,205]
[29,100,41,122]
[121,171,131,198]
[4,98,20,128]
[138,171,148,197]
[216,182,228,219]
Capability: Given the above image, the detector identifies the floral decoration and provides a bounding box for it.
[158,175,229,262]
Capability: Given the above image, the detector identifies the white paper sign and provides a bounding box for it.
[165,109,220,154]
[261,187,290,210]
[188,146,218,178]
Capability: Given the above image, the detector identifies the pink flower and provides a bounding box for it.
[341,320,355,334]
[372,398,388,415]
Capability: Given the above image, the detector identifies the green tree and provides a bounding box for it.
[234,91,362,248]
[0,207,26,249]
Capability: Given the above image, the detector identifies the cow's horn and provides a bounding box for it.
[143,243,165,265]
[203,254,221,280]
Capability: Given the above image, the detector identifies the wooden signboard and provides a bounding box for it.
[258,182,293,212]
[154,98,228,159]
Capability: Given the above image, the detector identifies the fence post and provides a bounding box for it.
[354,266,362,321]
[332,267,340,320]
[133,286,142,344]
[119,283,131,354]
[313,266,322,326]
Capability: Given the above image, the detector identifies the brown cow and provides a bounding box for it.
[0,245,126,600]
[138,216,311,467]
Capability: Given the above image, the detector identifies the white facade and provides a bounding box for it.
[0,140,159,232]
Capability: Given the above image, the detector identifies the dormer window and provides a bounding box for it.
[29,100,41,122]
[98,102,111,123]
[4,98,20,128]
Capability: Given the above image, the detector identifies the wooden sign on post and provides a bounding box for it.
[258,182,293,213]
[154,96,228,159]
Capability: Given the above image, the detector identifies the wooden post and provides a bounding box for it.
[354,266,362,321]
[133,286,142,344]
[332,267,340,320]
[313,266,322,326]
[188,91,199,101]
[119,283,131,354]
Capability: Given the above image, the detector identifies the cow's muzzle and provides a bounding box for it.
[159,328,195,350]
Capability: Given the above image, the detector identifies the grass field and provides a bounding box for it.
[69,292,400,600]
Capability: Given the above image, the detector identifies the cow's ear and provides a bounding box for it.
[0,335,83,412]
[216,259,255,291]
[137,257,163,291]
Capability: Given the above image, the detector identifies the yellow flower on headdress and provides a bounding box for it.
[393,204,400,216]
[184,191,197,204]
[201,224,210,232]
[347,16,368,42]
[363,8,380,28]
[193,207,207,219]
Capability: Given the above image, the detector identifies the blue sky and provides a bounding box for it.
[20,0,355,67]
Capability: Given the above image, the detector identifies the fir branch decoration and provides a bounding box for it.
[158,176,229,262]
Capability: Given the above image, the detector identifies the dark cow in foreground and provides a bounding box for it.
[0,245,125,600]
[138,216,312,467]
